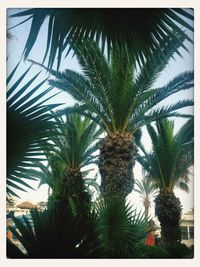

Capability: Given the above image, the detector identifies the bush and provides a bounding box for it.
[140,245,171,258]
[165,242,193,258]
[141,242,194,258]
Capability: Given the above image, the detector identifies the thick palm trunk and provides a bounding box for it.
[99,132,137,199]
[154,191,182,245]
[52,168,91,215]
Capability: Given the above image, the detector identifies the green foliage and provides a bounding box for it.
[7,198,151,258]
[134,177,157,199]
[94,197,150,258]
[7,239,26,258]
[141,245,171,258]
[7,8,194,258]
[34,36,193,200]
[49,110,103,169]
[136,118,193,245]
[84,175,100,197]
[10,8,193,69]
[134,177,158,217]
[140,243,193,258]
[34,38,194,135]
[24,111,102,202]
[164,242,193,258]
[7,207,104,258]
[136,118,194,191]
[7,62,62,198]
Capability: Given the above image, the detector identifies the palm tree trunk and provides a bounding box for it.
[154,191,182,246]
[52,168,91,215]
[99,132,137,199]
[144,207,149,218]
[144,199,150,218]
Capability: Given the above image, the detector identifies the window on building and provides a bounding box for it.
[189,226,194,239]
[181,226,188,240]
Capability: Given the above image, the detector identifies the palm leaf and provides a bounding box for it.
[136,118,194,192]
[7,207,104,258]
[7,61,62,197]
[134,178,157,198]
[94,197,150,258]
[10,8,193,69]
[28,35,193,135]
[24,110,102,201]
[8,200,151,258]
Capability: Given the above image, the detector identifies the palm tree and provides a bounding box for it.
[7,207,104,258]
[93,197,150,258]
[134,177,157,218]
[9,8,193,69]
[26,111,102,213]
[7,62,61,198]
[36,37,194,199]
[136,118,194,245]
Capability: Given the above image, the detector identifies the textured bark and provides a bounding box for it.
[99,132,137,199]
[154,191,182,246]
[52,168,91,215]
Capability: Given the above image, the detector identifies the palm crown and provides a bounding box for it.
[134,177,158,211]
[25,111,102,192]
[49,110,102,170]
[136,118,194,192]
[46,38,193,135]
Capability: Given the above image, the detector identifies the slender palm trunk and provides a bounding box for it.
[99,132,137,199]
[144,207,149,218]
[154,191,182,245]
[144,198,150,218]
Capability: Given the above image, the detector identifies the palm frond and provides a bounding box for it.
[84,176,100,195]
[7,207,104,258]
[130,72,194,130]
[48,69,112,131]
[94,196,150,258]
[7,62,62,197]
[134,178,158,198]
[177,181,190,193]
[136,118,194,192]
[10,8,193,69]
[50,110,102,168]
[135,32,187,93]
[28,31,193,137]
[24,110,102,202]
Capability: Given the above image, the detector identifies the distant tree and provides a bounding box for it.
[134,177,157,218]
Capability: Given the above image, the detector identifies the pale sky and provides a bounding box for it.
[7,8,194,216]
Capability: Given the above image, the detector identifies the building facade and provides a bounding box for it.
[154,209,194,247]
[180,210,194,247]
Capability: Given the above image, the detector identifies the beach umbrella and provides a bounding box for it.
[16,201,36,209]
